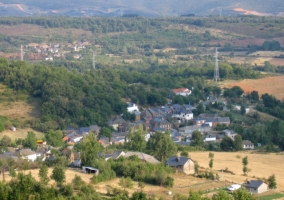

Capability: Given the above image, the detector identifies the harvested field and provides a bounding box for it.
[190,152,284,191]
[222,76,284,100]
[0,24,93,38]
[270,58,284,66]
[0,128,44,140]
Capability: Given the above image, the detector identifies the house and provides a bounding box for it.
[14,149,39,162]
[165,156,195,175]
[69,152,81,167]
[233,104,250,114]
[179,125,211,136]
[242,140,254,150]
[171,88,192,96]
[127,102,139,113]
[244,180,268,194]
[222,129,238,141]
[101,150,125,161]
[192,118,206,126]
[204,134,217,142]
[124,151,160,164]
[205,117,230,127]
[108,117,127,132]
[172,109,193,123]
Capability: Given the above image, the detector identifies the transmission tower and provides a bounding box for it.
[92,51,96,69]
[213,48,220,81]
[20,44,24,61]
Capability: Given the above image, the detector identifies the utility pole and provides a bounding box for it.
[213,48,220,81]
[92,51,96,69]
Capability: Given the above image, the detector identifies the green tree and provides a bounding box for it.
[242,156,249,175]
[72,175,85,190]
[232,188,256,200]
[76,133,102,166]
[180,151,189,157]
[233,135,243,151]
[146,131,177,161]
[24,132,37,150]
[45,130,64,147]
[130,191,147,200]
[267,174,277,189]
[241,105,246,115]
[208,152,214,170]
[125,126,146,152]
[99,127,112,142]
[119,177,133,191]
[191,130,203,147]
[212,190,232,200]
[51,166,66,186]
[220,136,234,151]
[39,164,50,184]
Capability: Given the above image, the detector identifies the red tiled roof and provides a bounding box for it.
[171,88,191,93]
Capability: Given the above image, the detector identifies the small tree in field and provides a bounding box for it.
[39,164,49,185]
[242,156,249,175]
[267,174,277,189]
[119,177,133,191]
[51,166,66,186]
[209,152,214,170]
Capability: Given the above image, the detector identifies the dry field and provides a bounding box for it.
[0,24,93,38]
[0,128,44,140]
[222,76,284,100]
[190,152,284,191]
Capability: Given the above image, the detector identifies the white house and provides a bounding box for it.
[127,102,139,113]
[233,104,250,114]
[14,149,39,162]
[242,140,254,150]
[171,88,192,96]
[172,109,193,122]
[204,134,216,142]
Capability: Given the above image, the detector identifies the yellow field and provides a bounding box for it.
[190,152,284,191]
[222,75,284,100]
[0,128,44,140]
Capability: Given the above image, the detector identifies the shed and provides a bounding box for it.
[244,180,268,194]
[82,166,99,175]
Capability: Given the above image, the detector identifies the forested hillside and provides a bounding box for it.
[0,56,258,132]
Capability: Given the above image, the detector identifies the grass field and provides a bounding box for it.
[189,152,284,191]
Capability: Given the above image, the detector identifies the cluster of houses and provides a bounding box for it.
[25,41,91,61]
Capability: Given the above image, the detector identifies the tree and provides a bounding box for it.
[241,105,246,115]
[146,131,177,161]
[125,126,146,152]
[45,130,64,147]
[180,151,189,157]
[51,166,66,186]
[220,136,234,151]
[242,156,249,175]
[250,91,259,102]
[208,152,214,170]
[191,130,203,147]
[119,177,133,191]
[24,132,37,150]
[76,133,102,166]
[72,175,85,190]
[212,190,232,200]
[39,164,50,184]
[130,191,147,200]
[232,188,256,200]
[233,135,243,151]
[267,174,277,189]
[99,127,112,142]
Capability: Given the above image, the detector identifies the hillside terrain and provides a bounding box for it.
[0,0,284,16]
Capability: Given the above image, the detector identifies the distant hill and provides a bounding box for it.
[0,0,283,17]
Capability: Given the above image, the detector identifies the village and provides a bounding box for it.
[0,86,273,198]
